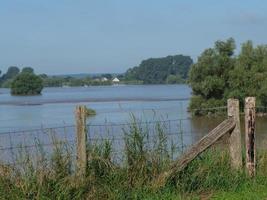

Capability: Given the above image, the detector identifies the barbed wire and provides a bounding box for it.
[0,125,76,135]
[0,140,76,151]
[0,105,222,134]
[0,105,230,167]
[190,106,227,111]
[4,103,267,168]
[87,117,193,127]
[256,106,267,109]
[96,106,186,113]
[0,117,196,135]
[0,128,210,153]
[0,128,208,152]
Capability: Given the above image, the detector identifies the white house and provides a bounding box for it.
[112,77,120,83]
[101,77,108,82]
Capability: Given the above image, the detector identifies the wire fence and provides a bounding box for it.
[0,108,229,167]
[1,105,267,168]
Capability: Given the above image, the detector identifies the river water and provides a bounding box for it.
[0,84,266,152]
[0,85,192,130]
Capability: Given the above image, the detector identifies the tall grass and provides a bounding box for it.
[0,119,267,199]
[123,117,174,187]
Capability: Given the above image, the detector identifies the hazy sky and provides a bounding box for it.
[0,0,267,74]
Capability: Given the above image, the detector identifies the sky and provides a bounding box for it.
[0,0,267,75]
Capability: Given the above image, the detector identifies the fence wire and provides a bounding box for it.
[0,109,228,167]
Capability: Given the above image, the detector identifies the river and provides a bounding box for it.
[0,84,192,131]
[0,84,266,152]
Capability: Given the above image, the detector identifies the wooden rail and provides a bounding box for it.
[152,118,236,188]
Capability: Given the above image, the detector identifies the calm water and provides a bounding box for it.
[0,84,266,150]
[0,85,192,131]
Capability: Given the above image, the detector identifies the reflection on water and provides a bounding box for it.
[190,115,227,140]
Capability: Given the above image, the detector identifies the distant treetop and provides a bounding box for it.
[124,55,193,84]
[0,66,20,82]
[21,67,34,74]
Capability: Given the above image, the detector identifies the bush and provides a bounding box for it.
[166,74,184,84]
[86,107,96,116]
[189,39,267,115]
[11,72,43,95]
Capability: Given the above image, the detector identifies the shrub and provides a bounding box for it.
[11,72,43,95]
[86,107,96,116]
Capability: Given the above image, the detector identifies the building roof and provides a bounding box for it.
[112,77,120,82]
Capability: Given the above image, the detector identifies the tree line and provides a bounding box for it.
[0,54,193,94]
[2,38,267,103]
[0,67,118,95]
[123,55,193,84]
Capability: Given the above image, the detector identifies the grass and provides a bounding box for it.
[86,107,96,116]
[0,119,267,199]
[212,182,267,200]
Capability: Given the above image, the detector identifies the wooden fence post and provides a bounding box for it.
[75,105,87,177]
[227,99,242,169]
[245,97,256,177]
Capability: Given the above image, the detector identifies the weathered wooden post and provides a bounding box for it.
[227,99,242,169]
[75,105,87,177]
[245,97,256,177]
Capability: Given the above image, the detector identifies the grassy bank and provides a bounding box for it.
[0,121,267,199]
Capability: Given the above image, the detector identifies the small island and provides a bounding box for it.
[11,67,43,95]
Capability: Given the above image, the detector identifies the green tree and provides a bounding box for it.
[189,38,235,105]
[22,67,34,74]
[124,55,193,84]
[11,72,43,95]
[189,38,267,114]
[227,41,267,106]
[39,74,48,79]
[166,74,183,84]
[101,74,113,79]
[0,66,20,82]
[0,66,20,87]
